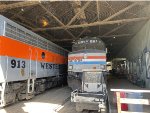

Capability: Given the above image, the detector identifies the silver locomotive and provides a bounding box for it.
[68,37,108,112]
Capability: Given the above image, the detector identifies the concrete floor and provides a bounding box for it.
[0,78,149,113]
[0,86,78,113]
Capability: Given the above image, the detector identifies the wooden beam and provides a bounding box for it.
[71,1,87,24]
[102,3,148,37]
[33,17,149,30]
[39,3,76,39]
[96,0,100,35]
[70,1,89,39]
[76,2,138,38]
[67,1,91,26]
[0,1,39,11]
[116,92,121,113]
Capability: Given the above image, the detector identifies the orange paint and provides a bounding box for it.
[0,36,67,64]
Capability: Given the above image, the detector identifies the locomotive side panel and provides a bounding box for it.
[36,50,65,78]
[0,36,66,82]
[0,36,30,82]
[5,57,29,82]
[37,62,58,78]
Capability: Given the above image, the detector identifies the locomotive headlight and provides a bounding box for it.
[69,65,73,70]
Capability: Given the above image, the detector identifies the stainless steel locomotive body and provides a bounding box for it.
[0,15,68,107]
[68,37,108,112]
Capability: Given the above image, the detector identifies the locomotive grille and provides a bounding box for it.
[0,17,68,57]
[84,72,102,83]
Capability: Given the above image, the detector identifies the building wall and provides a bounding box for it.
[118,7,150,87]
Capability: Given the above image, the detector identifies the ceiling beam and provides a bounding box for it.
[52,33,133,42]
[67,1,91,26]
[103,2,138,21]
[33,17,149,30]
[39,3,76,39]
[0,1,39,12]
[71,1,87,24]
[105,1,120,18]
[70,2,138,38]
[70,1,89,39]
[101,2,145,37]
[96,0,101,35]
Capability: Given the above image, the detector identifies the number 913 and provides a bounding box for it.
[11,59,26,68]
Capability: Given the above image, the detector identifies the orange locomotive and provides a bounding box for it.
[0,15,68,107]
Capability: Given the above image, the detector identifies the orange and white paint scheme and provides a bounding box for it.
[0,15,68,107]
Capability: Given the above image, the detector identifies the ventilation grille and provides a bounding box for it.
[4,22,68,56]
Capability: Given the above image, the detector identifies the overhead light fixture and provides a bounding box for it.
[38,16,49,27]
[42,19,49,27]
[113,37,116,39]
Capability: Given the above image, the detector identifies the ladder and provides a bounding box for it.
[27,78,35,94]
[27,48,35,94]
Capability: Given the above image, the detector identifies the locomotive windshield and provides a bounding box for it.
[72,37,105,51]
